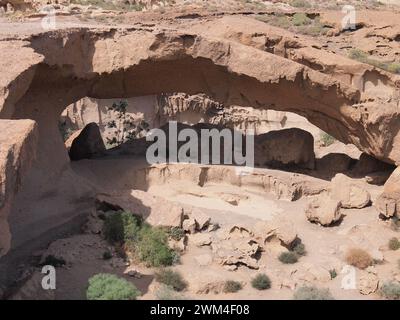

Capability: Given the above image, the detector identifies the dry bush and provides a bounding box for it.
[345,248,373,269]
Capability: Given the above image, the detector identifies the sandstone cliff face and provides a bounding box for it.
[0,120,37,257]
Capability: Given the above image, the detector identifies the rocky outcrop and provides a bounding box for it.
[305,195,342,226]
[376,166,400,218]
[97,190,184,228]
[255,128,315,169]
[0,120,38,257]
[331,174,371,209]
[69,123,105,161]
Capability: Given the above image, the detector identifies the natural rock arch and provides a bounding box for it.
[1,18,400,291]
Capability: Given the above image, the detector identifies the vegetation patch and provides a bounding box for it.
[292,242,307,256]
[278,251,299,264]
[86,273,140,300]
[251,273,271,290]
[380,281,400,300]
[293,285,334,300]
[255,13,330,36]
[388,237,400,251]
[168,227,185,241]
[136,225,175,267]
[103,211,141,244]
[329,269,337,279]
[320,132,336,147]
[103,211,175,267]
[155,269,187,292]
[223,280,243,293]
[349,49,400,74]
[345,248,373,270]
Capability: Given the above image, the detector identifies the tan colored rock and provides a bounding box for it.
[331,174,371,209]
[97,190,184,227]
[182,217,196,234]
[376,166,400,218]
[168,238,186,252]
[253,219,297,247]
[358,271,379,295]
[191,233,212,247]
[0,120,38,257]
[212,237,260,269]
[305,195,342,226]
[69,123,105,161]
[191,208,211,231]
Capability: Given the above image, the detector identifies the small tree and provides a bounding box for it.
[106,100,149,147]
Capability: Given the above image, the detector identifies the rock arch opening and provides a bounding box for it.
[1,25,399,294]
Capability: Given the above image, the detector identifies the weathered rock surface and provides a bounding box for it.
[305,195,342,226]
[0,120,37,257]
[255,128,315,170]
[358,271,379,295]
[375,166,400,218]
[97,190,184,227]
[331,174,371,209]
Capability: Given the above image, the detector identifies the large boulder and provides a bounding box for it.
[305,195,342,226]
[375,166,400,218]
[69,123,106,161]
[331,174,371,209]
[255,128,315,170]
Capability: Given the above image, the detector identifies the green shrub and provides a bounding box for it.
[102,250,112,260]
[86,273,140,300]
[380,281,400,300]
[329,269,337,279]
[155,269,187,292]
[320,132,336,146]
[136,225,174,267]
[41,255,66,268]
[293,242,306,256]
[168,227,185,241]
[223,280,243,293]
[293,285,334,300]
[103,211,140,244]
[251,274,271,290]
[388,237,400,251]
[292,13,312,26]
[279,251,298,264]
